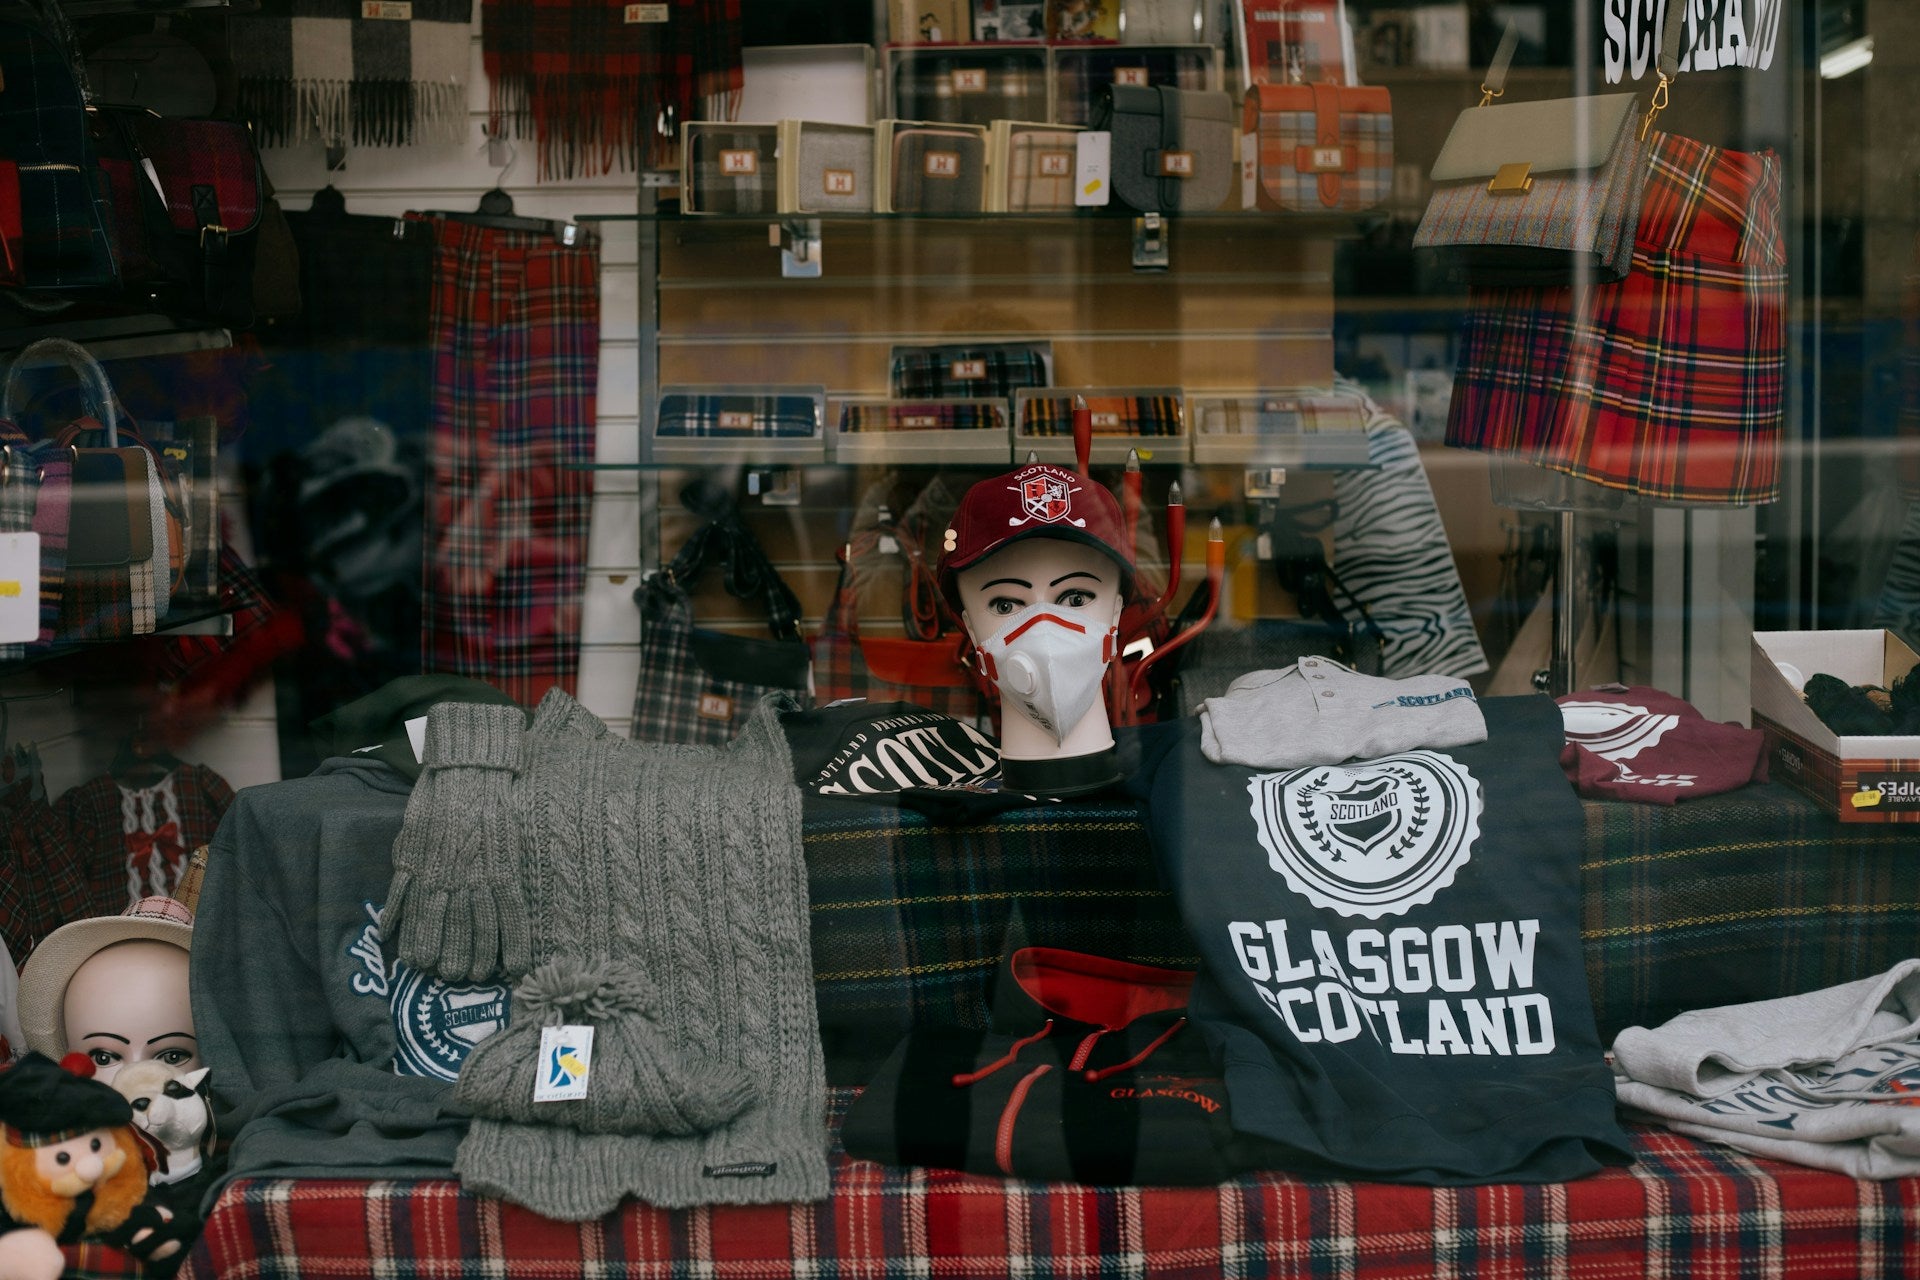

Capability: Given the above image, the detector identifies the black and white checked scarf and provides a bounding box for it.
[231,0,471,148]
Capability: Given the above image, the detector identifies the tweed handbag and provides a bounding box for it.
[1242,81,1392,213]
[812,521,989,726]
[630,514,812,746]
[1410,4,1685,286]
[1093,84,1234,213]
[1444,129,1787,506]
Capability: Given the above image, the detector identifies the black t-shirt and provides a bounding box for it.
[1123,694,1633,1184]
[782,701,1088,821]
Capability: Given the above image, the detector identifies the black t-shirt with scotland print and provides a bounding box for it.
[781,701,1078,822]
[1122,693,1633,1184]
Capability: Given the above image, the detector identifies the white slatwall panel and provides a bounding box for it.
[252,16,648,738]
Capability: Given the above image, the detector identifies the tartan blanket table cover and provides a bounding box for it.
[173,1094,1920,1280]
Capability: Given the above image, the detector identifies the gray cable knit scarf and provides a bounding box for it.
[383,690,827,1218]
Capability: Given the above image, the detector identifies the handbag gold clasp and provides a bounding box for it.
[1477,83,1503,108]
[1639,72,1671,141]
[1487,162,1533,196]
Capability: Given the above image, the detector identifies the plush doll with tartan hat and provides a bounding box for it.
[0,1052,181,1280]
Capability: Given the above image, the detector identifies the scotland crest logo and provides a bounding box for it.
[1248,751,1482,919]
[1008,468,1087,528]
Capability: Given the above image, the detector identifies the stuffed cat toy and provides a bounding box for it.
[112,1063,215,1187]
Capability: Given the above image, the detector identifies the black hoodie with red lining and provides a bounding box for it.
[841,947,1238,1185]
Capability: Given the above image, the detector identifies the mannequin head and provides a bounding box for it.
[955,535,1126,760]
[19,897,196,1082]
[62,941,197,1085]
[939,462,1138,788]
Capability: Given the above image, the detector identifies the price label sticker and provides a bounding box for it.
[0,534,37,645]
[533,1026,595,1102]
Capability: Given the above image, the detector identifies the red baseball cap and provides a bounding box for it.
[938,463,1137,606]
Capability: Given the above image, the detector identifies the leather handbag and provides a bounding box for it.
[1241,81,1393,213]
[812,519,989,727]
[0,339,188,640]
[0,3,119,290]
[1093,85,1234,213]
[90,108,267,324]
[1410,7,1684,285]
[629,510,812,746]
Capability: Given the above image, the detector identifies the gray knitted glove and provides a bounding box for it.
[454,954,756,1135]
[385,702,534,981]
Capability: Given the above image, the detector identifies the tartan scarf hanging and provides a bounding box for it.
[483,0,745,179]
[231,0,472,147]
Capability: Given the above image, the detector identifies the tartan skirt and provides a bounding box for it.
[1446,131,1787,505]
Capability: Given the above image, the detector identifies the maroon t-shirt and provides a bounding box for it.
[1556,685,1769,805]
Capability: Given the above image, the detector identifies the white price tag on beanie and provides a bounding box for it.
[534,1025,595,1102]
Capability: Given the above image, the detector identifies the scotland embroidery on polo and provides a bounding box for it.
[349,900,511,1081]
[1248,751,1482,920]
[1561,698,1696,789]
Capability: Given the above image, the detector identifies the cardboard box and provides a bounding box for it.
[738,45,875,126]
[1751,629,1920,822]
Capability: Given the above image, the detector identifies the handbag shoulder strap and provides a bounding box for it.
[1,338,118,444]
[1481,0,1684,102]
[1157,84,1184,210]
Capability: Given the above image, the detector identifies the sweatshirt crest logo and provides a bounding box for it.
[1248,751,1482,919]
[350,900,510,1081]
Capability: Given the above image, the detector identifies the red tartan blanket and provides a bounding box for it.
[148,1091,1920,1280]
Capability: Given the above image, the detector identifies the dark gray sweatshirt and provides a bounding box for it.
[189,756,510,1197]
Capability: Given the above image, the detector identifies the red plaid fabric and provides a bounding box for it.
[483,0,744,177]
[418,216,599,707]
[0,772,90,964]
[177,1098,1920,1280]
[54,764,234,916]
[1445,131,1787,505]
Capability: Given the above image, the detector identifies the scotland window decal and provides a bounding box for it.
[1248,750,1483,919]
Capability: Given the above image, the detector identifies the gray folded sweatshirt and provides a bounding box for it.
[1199,656,1487,770]
[1611,960,1920,1178]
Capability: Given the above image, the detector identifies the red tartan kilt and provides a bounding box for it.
[1447,131,1787,505]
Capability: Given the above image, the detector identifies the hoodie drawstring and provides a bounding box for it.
[1083,1017,1188,1083]
[951,1019,1055,1087]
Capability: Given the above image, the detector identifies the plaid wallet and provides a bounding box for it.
[1020,393,1184,437]
[881,123,989,212]
[890,46,1051,126]
[657,391,821,437]
[890,342,1051,398]
[682,124,781,215]
[840,401,1008,432]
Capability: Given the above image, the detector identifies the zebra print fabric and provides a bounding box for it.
[1332,383,1490,680]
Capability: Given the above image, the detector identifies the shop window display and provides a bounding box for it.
[5,0,1920,1276]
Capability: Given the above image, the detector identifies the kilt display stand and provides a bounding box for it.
[62,780,1920,1280]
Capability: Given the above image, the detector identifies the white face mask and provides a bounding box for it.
[977,601,1116,744]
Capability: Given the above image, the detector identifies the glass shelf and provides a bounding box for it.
[576,209,1388,237]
